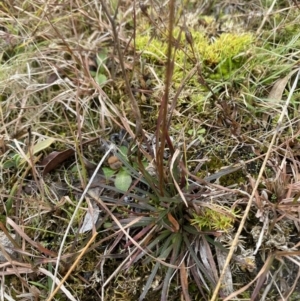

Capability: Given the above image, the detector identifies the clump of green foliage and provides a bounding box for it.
[190,205,239,232]
[135,26,253,86]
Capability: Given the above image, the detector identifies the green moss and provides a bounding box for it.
[135,35,167,64]
[190,205,239,232]
[135,25,253,88]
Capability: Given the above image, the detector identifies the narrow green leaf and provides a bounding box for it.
[28,281,48,290]
[96,50,108,72]
[19,138,55,165]
[139,262,160,301]
[32,138,55,153]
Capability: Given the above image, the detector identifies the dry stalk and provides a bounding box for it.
[99,0,142,136]
[156,0,176,193]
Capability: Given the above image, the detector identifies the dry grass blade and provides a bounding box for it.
[183,234,215,289]
[256,0,277,34]
[180,261,191,301]
[46,233,97,301]
[200,237,219,284]
[224,254,275,301]
[211,69,300,300]
[170,149,187,207]
[215,246,233,296]
[6,218,57,257]
[99,0,142,136]
[50,145,113,294]
[2,0,300,299]
[268,68,300,102]
[39,267,78,301]
[280,256,300,300]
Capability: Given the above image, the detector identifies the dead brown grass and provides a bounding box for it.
[1,0,300,300]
